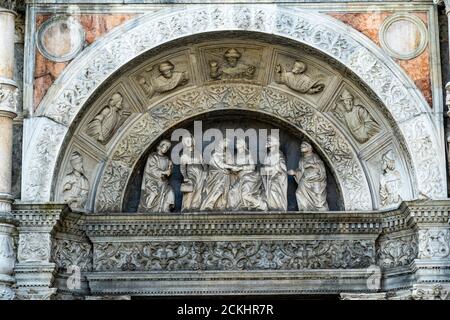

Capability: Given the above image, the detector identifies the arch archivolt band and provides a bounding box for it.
[21,5,446,206]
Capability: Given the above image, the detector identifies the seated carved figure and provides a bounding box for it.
[275,60,325,94]
[86,93,130,144]
[228,139,267,211]
[137,61,188,98]
[139,139,175,213]
[288,141,329,211]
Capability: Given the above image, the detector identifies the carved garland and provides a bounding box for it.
[25,6,445,204]
[95,84,372,212]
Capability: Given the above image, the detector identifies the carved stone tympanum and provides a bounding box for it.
[275,61,325,94]
[288,141,329,211]
[139,139,174,213]
[137,60,188,98]
[209,48,256,80]
[334,89,380,144]
[62,152,89,210]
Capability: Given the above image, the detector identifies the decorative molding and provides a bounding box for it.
[93,240,375,272]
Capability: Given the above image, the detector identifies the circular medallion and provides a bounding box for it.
[36,16,85,62]
[380,14,428,60]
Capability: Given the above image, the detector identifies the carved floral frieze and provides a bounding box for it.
[376,233,418,269]
[51,238,92,272]
[93,240,375,272]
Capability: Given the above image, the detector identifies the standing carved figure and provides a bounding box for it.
[139,139,175,213]
[209,48,256,80]
[261,136,288,211]
[62,151,89,209]
[200,139,234,211]
[275,61,325,94]
[180,135,206,212]
[228,138,267,211]
[86,92,130,144]
[379,150,402,207]
[137,61,188,98]
[288,142,329,211]
[334,90,380,144]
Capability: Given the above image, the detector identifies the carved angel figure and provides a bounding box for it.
[86,92,130,144]
[180,135,206,212]
[379,150,402,207]
[260,136,288,211]
[138,139,175,213]
[200,139,235,211]
[275,60,325,94]
[288,141,329,211]
[334,90,380,144]
[228,138,267,211]
[62,151,89,209]
[209,48,256,80]
[137,61,188,98]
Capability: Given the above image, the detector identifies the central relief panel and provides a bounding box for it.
[55,37,414,214]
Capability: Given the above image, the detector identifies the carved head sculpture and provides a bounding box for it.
[70,151,84,173]
[156,139,171,155]
[158,61,175,79]
[223,48,241,67]
[182,135,194,149]
[339,89,355,112]
[382,150,396,172]
[300,141,313,154]
[266,135,280,149]
[108,92,123,108]
[236,138,247,152]
[292,61,307,74]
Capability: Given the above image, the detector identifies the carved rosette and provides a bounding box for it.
[93,240,375,272]
[24,5,445,205]
[95,84,372,212]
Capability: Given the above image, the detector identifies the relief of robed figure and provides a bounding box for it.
[275,60,325,94]
[180,135,207,212]
[139,139,175,213]
[288,141,329,211]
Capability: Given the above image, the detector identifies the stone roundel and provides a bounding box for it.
[94,84,373,212]
[22,5,446,205]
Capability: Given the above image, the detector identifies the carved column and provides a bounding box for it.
[0,1,18,300]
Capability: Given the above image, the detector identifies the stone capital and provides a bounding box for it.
[0,1,18,14]
[0,78,18,118]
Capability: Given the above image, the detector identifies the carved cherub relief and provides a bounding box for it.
[136,60,188,99]
[85,92,131,144]
[209,48,256,80]
[275,60,325,94]
[62,151,89,210]
[333,89,380,144]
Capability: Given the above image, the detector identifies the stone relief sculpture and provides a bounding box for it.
[62,151,89,209]
[228,138,268,211]
[275,60,325,94]
[209,48,256,80]
[379,150,402,207]
[137,61,188,98]
[260,136,288,211]
[200,139,235,211]
[86,92,131,144]
[288,142,329,211]
[180,135,206,212]
[334,89,380,144]
[138,139,175,213]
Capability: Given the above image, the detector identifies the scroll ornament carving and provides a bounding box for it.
[376,234,418,269]
[52,238,92,272]
[86,92,131,144]
[275,60,325,94]
[209,48,256,80]
[137,60,188,98]
[93,240,375,272]
[18,233,51,262]
[288,141,329,211]
[418,229,450,259]
[379,150,402,208]
[97,85,372,212]
[333,89,380,144]
[62,151,89,210]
